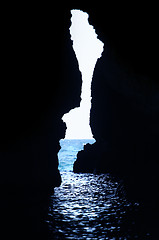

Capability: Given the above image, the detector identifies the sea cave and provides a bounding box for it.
[0,3,159,239]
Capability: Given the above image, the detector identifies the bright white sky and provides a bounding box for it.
[62,9,104,139]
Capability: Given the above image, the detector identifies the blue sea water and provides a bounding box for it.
[58,139,95,172]
[47,139,151,239]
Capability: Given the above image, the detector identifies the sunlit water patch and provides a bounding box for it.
[46,172,151,239]
[46,139,152,239]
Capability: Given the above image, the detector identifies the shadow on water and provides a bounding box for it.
[46,172,153,239]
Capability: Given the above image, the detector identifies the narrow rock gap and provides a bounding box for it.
[47,9,151,239]
[58,9,104,173]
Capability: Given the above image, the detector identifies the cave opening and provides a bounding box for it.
[48,8,152,239]
[58,9,104,173]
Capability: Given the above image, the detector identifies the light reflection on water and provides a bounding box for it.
[47,172,150,239]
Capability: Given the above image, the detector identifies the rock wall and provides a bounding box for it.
[0,4,81,238]
[74,3,159,213]
[1,2,158,237]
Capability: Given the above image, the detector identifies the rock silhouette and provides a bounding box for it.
[74,3,159,237]
[0,4,81,238]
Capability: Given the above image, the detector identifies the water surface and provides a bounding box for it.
[47,140,151,239]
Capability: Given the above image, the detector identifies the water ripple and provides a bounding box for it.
[47,172,150,239]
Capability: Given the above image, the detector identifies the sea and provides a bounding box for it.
[46,139,152,239]
[58,139,96,172]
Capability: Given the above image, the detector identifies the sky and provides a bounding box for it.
[62,9,104,139]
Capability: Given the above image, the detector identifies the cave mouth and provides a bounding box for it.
[58,9,104,173]
[47,9,148,240]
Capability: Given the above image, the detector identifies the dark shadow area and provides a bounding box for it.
[0,3,81,238]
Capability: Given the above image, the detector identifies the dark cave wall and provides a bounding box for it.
[74,4,159,209]
[0,4,81,237]
[0,5,81,188]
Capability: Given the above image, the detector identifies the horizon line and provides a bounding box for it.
[60,138,96,140]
